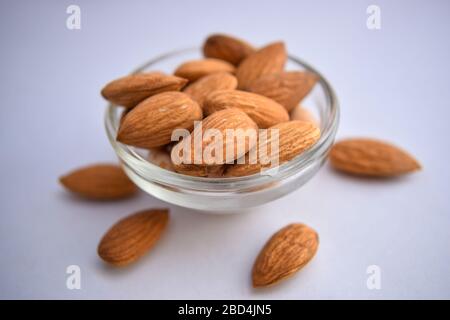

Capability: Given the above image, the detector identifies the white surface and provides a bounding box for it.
[1,0,449,299]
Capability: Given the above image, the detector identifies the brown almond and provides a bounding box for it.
[329,138,421,177]
[203,34,255,66]
[59,164,137,200]
[98,209,169,267]
[101,72,188,108]
[252,223,319,287]
[171,108,258,170]
[203,90,289,128]
[226,121,320,177]
[117,92,203,149]
[174,59,235,82]
[183,72,238,107]
[236,42,287,90]
[248,71,318,111]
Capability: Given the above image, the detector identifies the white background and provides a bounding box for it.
[1,0,449,299]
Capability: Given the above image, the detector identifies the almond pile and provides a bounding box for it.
[101,34,320,177]
[58,33,422,289]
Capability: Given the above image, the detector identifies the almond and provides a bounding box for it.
[183,72,237,107]
[236,42,287,90]
[101,72,188,108]
[226,121,320,177]
[203,90,289,128]
[98,209,169,267]
[253,223,318,287]
[171,108,258,171]
[247,71,318,111]
[329,138,421,177]
[174,58,235,82]
[290,105,317,125]
[59,164,137,200]
[203,34,255,66]
[117,92,203,149]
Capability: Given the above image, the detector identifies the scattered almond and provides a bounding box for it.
[59,164,137,200]
[236,42,287,90]
[329,138,421,177]
[183,72,238,107]
[247,71,318,111]
[117,92,203,149]
[226,121,320,177]
[101,72,188,108]
[252,223,319,287]
[203,34,255,66]
[203,90,289,128]
[174,58,235,82]
[98,209,169,267]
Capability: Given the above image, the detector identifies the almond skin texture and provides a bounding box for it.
[171,108,258,171]
[117,92,203,149]
[203,34,255,66]
[98,209,169,267]
[236,42,287,90]
[174,59,235,82]
[59,164,137,200]
[183,72,238,108]
[101,72,188,109]
[290,105,318,125]
[226,121,320,177]
[203,90,289,128]
[252,223,319,288]
[329,138,421,177]
[248,71,318,111]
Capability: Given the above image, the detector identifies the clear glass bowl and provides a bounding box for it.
[105,48,339,212]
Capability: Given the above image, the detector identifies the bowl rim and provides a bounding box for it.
[105,48,339,190]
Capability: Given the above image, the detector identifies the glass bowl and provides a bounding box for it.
[105,48,339,212]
